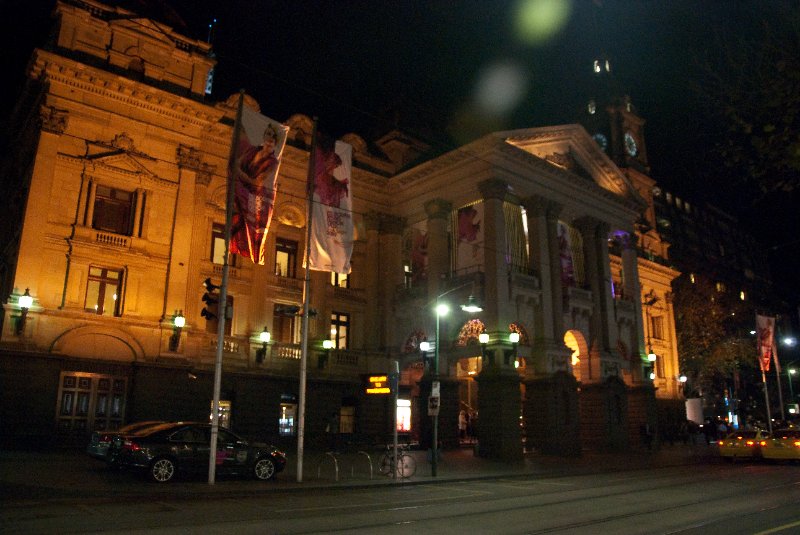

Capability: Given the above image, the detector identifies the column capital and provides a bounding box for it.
[478,178,517,203]
[424,198,452,220]
[379,213,405,235]
[521,195,561,218]
[365,210,381,232]
[573,216,609,237]
[39,105,68,135]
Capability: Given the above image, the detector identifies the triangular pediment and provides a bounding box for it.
[81,134,167,185]
[501,124,645,207]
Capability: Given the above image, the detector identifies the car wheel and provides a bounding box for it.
[150,457,176,483]
[254,457,276,480]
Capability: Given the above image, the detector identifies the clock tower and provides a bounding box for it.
[579,55,650,175]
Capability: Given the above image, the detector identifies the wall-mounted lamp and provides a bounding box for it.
[16,288,32,336]
[507,331,520,366]
[319,338,334,369]
[678,374,687,384]
[168,310,185,351]
[255,327,270,363]
[647,350,657,380]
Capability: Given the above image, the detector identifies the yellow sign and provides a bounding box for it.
[365,375,390,395]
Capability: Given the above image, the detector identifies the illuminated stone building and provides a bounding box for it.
[0,0,682,456]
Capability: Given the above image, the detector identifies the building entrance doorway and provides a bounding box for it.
[56,371,128,444]
[457,355,481,444]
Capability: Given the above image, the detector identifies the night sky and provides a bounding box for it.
[2,0,798,304]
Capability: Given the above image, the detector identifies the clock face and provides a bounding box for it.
[624,132,638,156]
[592,133,608,151]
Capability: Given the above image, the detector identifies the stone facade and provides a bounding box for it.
[0,0,682,458]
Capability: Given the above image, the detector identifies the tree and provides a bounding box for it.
[696,4,800,197]
[673,274,758,417]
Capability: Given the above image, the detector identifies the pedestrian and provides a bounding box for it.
[458,410,467,441]
[326,412,340,452]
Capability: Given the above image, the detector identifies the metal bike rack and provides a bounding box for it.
[316,451,340,481]
[350,450,373,479]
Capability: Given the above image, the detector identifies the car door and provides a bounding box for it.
[216,429,251,474]
[169,426,208,474]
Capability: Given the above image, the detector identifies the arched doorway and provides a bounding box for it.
[564,329,589,383]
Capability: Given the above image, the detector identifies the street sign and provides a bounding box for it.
[431,381,440,397]
[427,395,440,416]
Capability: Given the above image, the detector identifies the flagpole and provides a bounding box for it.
[762,368,773,434]
[208,90,245,485]
[297,117,318,483]
[775,349,785,422]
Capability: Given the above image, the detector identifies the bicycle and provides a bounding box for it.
[378,444,417,478]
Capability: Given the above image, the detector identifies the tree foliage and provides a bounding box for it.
[673,274,756,401]
[697,5,800,196]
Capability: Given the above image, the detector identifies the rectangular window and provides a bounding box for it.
[211,223,237,267]
[93,185,134,236]
[279,402,297,436]
[85,266,123,316]
[273,303,298,343]
[339,406,355,434]
[331,272,349,288]
[651,316,664,340]
[275,238,298,278]
[331,312,350,349]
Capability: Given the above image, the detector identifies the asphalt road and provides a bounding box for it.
[3,457,799,534]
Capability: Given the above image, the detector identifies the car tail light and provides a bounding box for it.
[758,441,766,447]
[123,439,141,452]
[793,441,800,448]
[717,440,724,446]
[745,440,755,447]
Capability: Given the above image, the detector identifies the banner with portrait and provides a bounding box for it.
[454,202,484,273]
[308,136,353,273]
[229,105,289,265]
[756,314,780,372]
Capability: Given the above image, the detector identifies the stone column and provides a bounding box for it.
[474,179,522,462]
[378,214,404,350]
[363,211,381,351]
[620,231,646,366]
[479,179,514,333]
[522,196,563,346]
[574,217,614,356]
[424,199,451,299]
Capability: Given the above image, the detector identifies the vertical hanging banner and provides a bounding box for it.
[756,314,778,372]
[455,202,484,273]
[309,135,353,273]
[229,106,289,265]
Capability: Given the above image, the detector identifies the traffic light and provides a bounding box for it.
[201,278,219,322]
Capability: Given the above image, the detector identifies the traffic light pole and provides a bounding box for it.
[208,91,244,485]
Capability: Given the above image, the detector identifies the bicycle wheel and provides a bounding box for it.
[396,453,416,478]
[378,453,393,476]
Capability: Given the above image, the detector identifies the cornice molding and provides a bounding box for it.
[30,51,224,128]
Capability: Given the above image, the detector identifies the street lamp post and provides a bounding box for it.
[788,368,796,404]
[431,302,449,477]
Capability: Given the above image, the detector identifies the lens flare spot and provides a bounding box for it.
[475,61,529,115]
[514,0,573,45]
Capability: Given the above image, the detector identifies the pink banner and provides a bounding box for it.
[229,106,289,265]
[308,136,353,273]
[756,314,778,372]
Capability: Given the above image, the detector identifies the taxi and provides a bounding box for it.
[760,429,800,462]
[717,430,769,461]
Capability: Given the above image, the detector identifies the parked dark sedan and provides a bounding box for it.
[109,422,287,482]
[86,421,165,462]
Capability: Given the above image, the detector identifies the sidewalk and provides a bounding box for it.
[0,442,718,505]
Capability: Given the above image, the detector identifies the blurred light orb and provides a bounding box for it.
[514,0,573,45]
[475,61,528,115]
